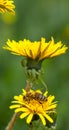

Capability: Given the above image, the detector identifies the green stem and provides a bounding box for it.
[39,76,48,90]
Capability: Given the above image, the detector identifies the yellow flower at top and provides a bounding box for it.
[0,0,15,15]
[10,89,57,126]
[3,37,68,61]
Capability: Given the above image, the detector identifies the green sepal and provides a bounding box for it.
[27,58,42,70]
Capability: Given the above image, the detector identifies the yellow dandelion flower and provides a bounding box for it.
[10,89,57,126]
[0,0,15,14]
[3,37,68,61]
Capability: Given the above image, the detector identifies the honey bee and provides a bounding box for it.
[34,92,47,101]
[23,91,47,102]
[23,92,33,101]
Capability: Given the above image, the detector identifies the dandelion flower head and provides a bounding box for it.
[10,89,57,126]
[3,37,68,61]
[0,0,15,14]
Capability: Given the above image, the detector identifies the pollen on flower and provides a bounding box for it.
[0,0,15,14]
[3,37,68,61]
[10,89,57,126]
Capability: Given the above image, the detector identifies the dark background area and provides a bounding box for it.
[0,0,69,130]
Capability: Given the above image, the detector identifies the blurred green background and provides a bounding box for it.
[0,0,69,130]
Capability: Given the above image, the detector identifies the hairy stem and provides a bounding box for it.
[26,80,32,92]
[5,113,19,130]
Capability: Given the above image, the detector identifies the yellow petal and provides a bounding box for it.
[44,91,48,96]
[46,104,57,110]
[50,45,68,57]
[48,95,55,103]
[38,114,46,125]
[15,107,29,113]
[26,113,33,124]
[20,112,30,119]
[14,95,23,101]
[9,105,20,109]
[44,113,53,123]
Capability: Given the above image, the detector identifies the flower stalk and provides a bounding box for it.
[26,80,33,92]
[5,113,19,130]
